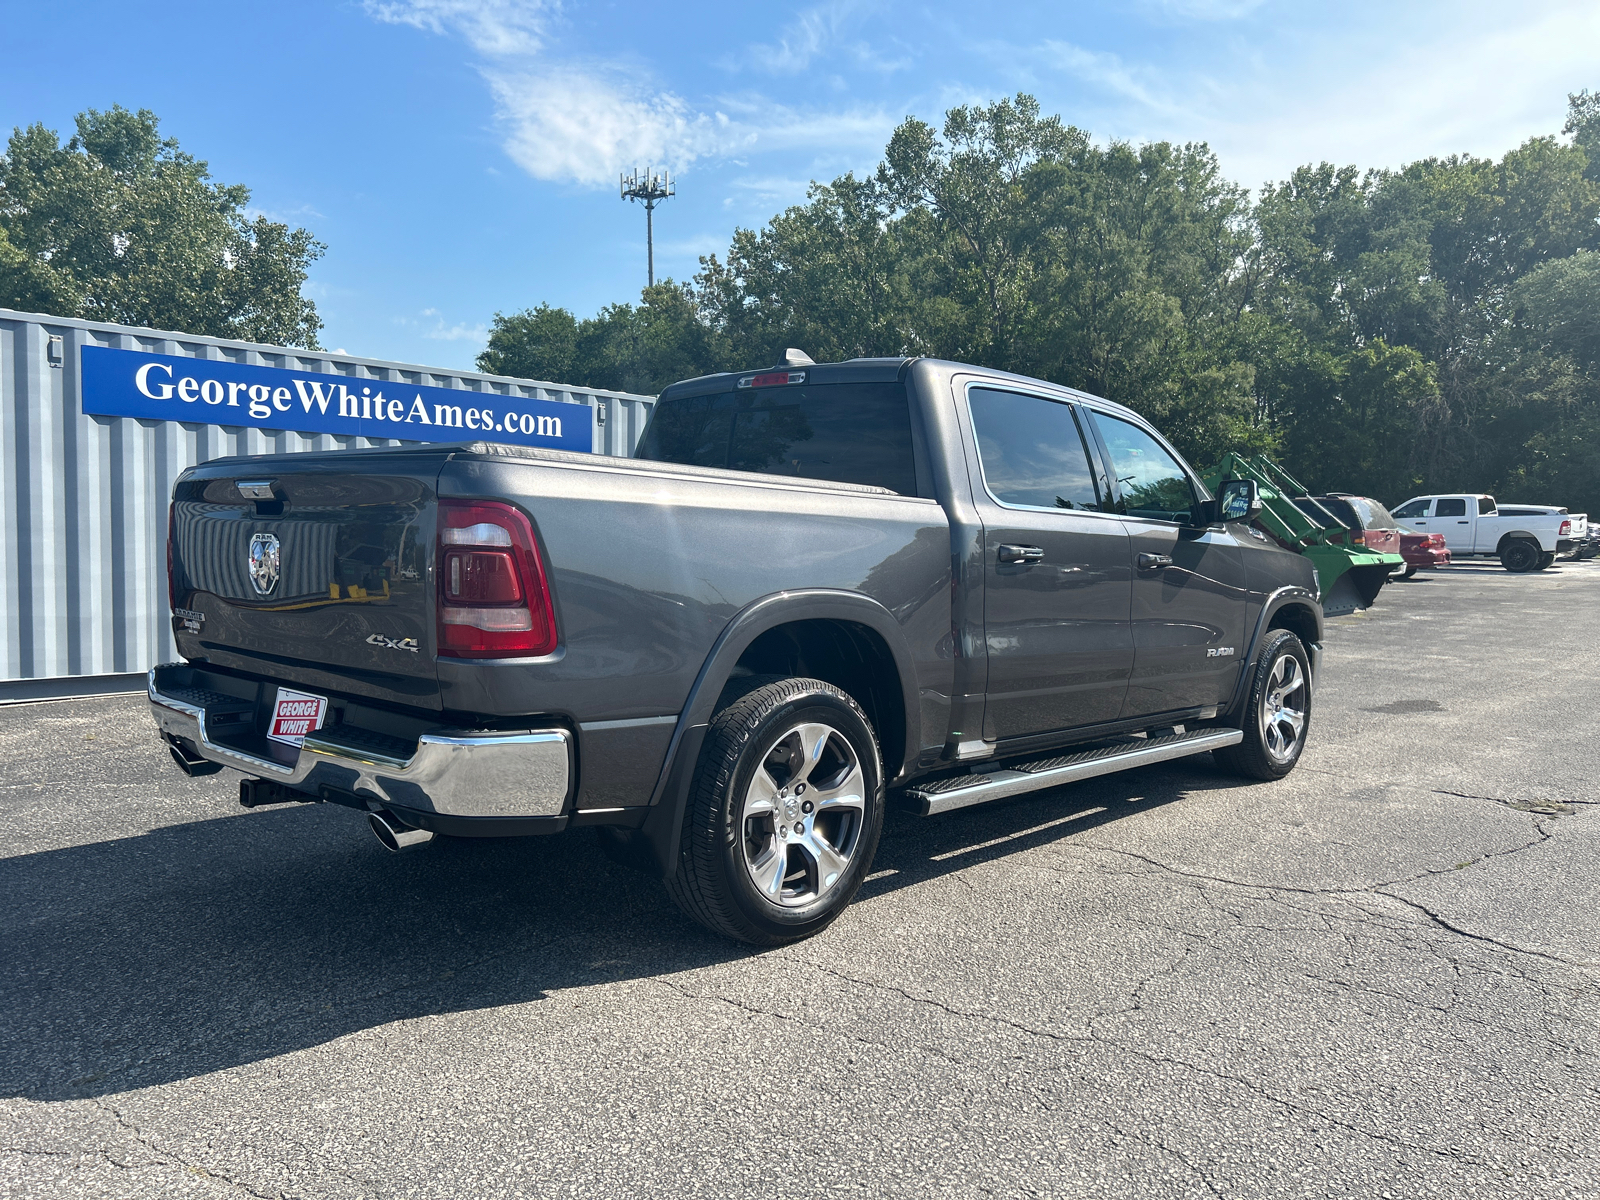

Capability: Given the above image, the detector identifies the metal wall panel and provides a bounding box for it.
[0,307,655,686]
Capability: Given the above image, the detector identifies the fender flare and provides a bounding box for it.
[1223,587,1324,720]
[639,588,923,877]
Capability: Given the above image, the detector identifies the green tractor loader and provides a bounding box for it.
[1200,454,1406,617]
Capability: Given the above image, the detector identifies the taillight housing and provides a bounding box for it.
[437,499,557,658]
[1560,520,1572,536]
[167,501,178,610]
[1350,530,1366,546]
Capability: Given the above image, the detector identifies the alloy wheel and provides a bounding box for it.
[1259,653,1306,765]
[739,720,866,908]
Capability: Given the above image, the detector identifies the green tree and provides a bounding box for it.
[0,106,324,346]
[478,282,729,394]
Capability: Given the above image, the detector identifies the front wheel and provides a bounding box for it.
[667,676,885,945]
[1501,539,1541,572]
[1214,630,1311,781]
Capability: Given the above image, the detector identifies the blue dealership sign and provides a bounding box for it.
[80,345,592,452]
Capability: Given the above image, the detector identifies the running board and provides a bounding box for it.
[908,728,1245,816]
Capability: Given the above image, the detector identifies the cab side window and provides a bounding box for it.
[1435,498,1467,517]
[1393,500,1431,518]
[1090,412,1196,523]
[966,387,1103,512]
[1477,496,1497,516]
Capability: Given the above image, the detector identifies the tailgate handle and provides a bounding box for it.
[1137,553,1174,570]
[998,544,1044,564]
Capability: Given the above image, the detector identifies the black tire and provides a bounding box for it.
[1536,551,1556,570]
[666,676,885,945]
[1501,539,1541,572]
[1401,565,1418,580]
[1214,630,1311,781]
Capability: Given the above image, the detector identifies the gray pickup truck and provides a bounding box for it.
[150,355,1324,944]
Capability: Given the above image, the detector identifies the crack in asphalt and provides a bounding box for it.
[88,1098,276,1198]
[1073,828,1598,971]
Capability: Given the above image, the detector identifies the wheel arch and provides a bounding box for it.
[1495,530,1544,552]
[1223,588,1323,722]
[639,589,921,877]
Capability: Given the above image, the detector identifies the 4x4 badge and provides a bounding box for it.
[366,634,420,654]
[248,533,280,596]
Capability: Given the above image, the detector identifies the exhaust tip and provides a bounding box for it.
[368,809,435,852]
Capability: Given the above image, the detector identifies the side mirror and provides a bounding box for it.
[1217,479,1261,523]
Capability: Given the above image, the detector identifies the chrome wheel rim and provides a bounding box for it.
[739,720,866,908]
[1260,653,1306,765]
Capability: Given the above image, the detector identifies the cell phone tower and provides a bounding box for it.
[620,167,674,288]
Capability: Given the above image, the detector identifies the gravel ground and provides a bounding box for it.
[2,559,1597,1199]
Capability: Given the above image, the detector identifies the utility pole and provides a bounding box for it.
[620,167,674,287]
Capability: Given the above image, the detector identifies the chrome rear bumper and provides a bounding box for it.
[149,665,571,819]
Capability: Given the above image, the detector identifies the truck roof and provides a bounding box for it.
[658,356,1143,425]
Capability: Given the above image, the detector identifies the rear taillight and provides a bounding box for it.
[437,499,556,658]
[1560,520,1572,536]
[167,501,178,610]
[1350,531,1366,546]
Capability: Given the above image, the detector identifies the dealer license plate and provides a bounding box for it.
[267,687,328,748]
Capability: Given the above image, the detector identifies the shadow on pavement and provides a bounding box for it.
[1,757,1240,1102]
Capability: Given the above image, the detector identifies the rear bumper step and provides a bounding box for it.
[149,664,571,819]
[908,728,1244,816]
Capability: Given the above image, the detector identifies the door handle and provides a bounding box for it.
[1137,553,1174,570]
[997,544,1044,564]
[1457,520,1469,524]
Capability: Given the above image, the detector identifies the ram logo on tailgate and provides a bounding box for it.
[248,532,281,596]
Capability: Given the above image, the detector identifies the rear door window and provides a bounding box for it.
[1089,412,1197,523]
[966,387,1102,511]
[1393,499,1431,518]
[636,381,917,494]
[1346,496,1399,529]
[1436,498,1467,517]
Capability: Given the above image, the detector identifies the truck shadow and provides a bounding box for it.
[1,763,1237,1102]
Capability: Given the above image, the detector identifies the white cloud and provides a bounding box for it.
[366,0,895,188]
[739,0,906,75]
[489,67,744,185]
[363,0,552,56]
[487,69,894,187]
[1001,2,1600,188]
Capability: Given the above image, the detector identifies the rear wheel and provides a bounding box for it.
[1501,539,1541,572]
[1215,630,1311,781]
[1401,565,1418,580]
[1536,551,1556,570]
[666,676,885,945]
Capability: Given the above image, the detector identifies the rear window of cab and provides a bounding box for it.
[635,381,917,495]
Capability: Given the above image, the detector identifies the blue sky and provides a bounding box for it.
[2,0,1597,370]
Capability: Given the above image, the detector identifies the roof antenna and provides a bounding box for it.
[783,348,815,366]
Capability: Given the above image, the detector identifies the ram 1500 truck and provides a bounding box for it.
[149,355,1325,944]
[1391,494,1575,572]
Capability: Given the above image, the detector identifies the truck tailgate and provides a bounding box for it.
[171,452,446,709]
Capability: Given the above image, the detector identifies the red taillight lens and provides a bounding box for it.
[437,499,556,658]
[1560,520,1572,536]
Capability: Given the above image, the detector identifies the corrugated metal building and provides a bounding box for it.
[0,308,655,700]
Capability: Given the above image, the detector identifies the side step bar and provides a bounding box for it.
[908,728,1245,816]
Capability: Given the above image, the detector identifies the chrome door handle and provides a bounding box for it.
[998,544,1045,564]
[1137,553,1174,570]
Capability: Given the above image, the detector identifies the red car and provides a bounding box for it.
[1294,493,1404,556]
[1397,531,1451,579]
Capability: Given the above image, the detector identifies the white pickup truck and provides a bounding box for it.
[1391,494,1577,572]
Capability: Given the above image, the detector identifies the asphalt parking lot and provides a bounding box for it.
[3,560,1598,1199]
